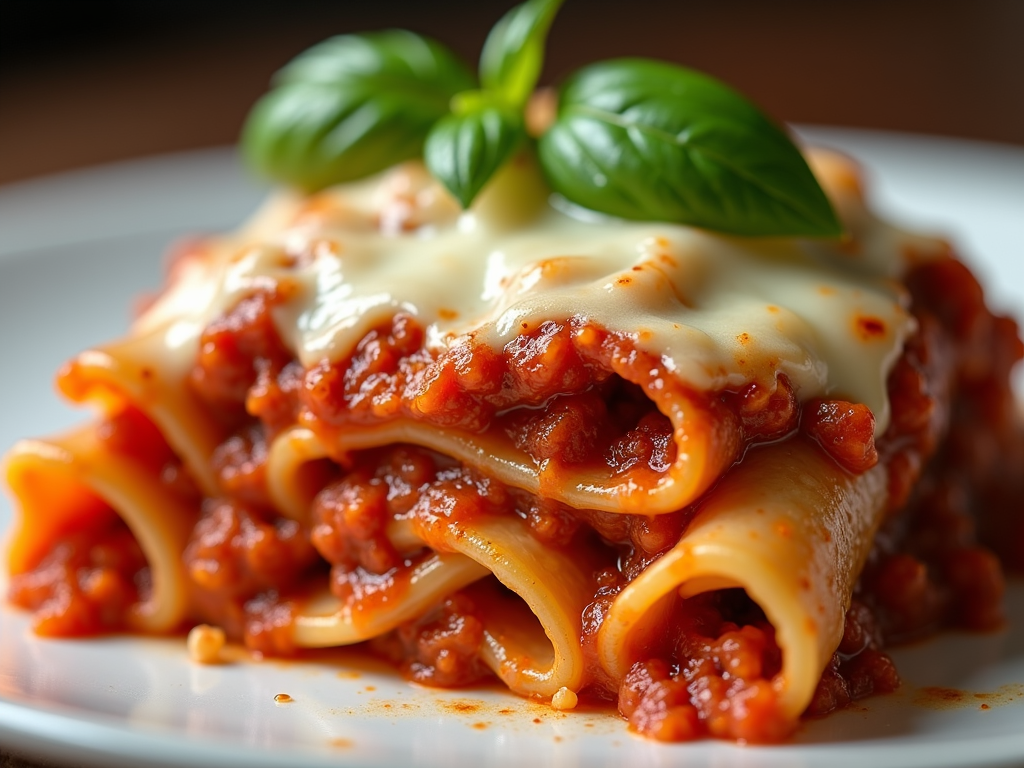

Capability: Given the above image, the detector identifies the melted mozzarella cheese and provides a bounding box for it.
[138,150,947,434]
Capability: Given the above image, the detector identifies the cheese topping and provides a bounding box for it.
[139,150,945,435]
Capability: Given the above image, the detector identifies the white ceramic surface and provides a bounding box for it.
[1,130,1023,768]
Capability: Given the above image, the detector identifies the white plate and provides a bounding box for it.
[1,130,1024,768]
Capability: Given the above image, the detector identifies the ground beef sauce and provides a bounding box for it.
[7,519,149,636]
[11,253,1023,742]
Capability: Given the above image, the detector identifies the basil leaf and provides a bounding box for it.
[479,0,564,107]
[242,31,476,192]
[425,103,525,208]
[275,29,474,90]
[538,59,842,237]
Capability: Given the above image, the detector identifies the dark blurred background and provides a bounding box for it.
[2,0,1022,185]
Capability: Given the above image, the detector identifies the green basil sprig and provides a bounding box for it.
[242,30,475,192]
[242,2,842,238]
[538,59,842,237]
[422,0,562,207]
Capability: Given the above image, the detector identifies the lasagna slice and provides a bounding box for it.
[5,149,1023,742]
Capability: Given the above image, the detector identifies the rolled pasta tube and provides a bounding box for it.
[302,390,740,517]
[292,509,595,702]
[56,329,222,496]
[598,438,888,720]
[266,426,338,524]
[424,515,596,699]
[59,331,739,519]
[5,425,198,633]
[266,430,453,556]
[291,552,490,647]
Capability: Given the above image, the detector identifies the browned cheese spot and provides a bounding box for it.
[854,314,888,341]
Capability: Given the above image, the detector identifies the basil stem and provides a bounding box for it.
[538,59,843,237]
